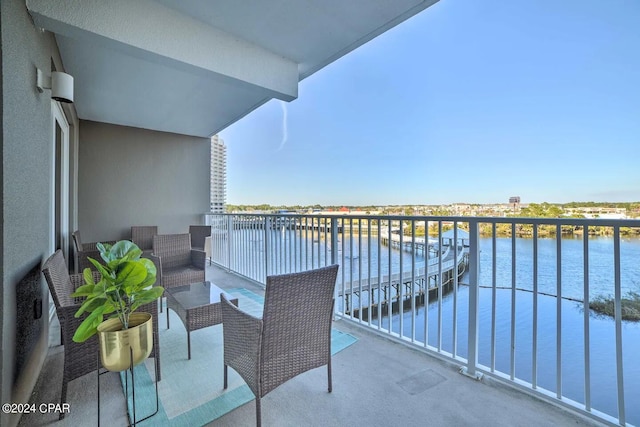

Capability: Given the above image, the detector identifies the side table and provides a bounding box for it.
[165,281,238,359]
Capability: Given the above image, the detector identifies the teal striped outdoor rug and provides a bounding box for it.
[119,288,357,426]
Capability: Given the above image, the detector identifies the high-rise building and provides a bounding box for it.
[210,135,227,213]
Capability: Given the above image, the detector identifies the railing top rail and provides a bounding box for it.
[205,212,640,228]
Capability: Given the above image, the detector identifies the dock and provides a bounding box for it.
[338,243,469,317]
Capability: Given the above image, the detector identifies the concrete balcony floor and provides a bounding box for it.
[20,264,603,426]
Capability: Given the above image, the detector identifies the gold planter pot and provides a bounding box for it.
[97,312,153,372]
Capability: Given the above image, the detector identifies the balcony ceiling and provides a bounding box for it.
[27,0,438,137]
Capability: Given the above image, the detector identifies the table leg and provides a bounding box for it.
[166,305,170,329]
[187,330,191,360]
[97,354,100,426]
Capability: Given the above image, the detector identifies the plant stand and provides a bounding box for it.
[97,348,159,426]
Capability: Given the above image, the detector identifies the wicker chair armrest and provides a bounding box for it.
[148,254,162,286]
[221,294,263,394]
[56,302,83,320]
[56,303,85,341]
[190,249,206,269]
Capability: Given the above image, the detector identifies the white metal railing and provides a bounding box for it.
[205,213,640,426]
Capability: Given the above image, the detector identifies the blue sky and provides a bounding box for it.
[220,0,640,206]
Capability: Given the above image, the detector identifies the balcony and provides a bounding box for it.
[9,2,637,426]
[22,213,637,426]
[22,263,599,426]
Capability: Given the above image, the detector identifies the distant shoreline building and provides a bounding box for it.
[210,135,227,213]
[566,206,627,219]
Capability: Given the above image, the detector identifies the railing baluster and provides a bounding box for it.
[228,215,235,273]
[532,225,538,389]
[330,217,340,315]
[304,216,309,271]
[511,222,516,381]
[491,222,497,372]
[253,216,258,280]
[613,226,625,425]
[264,216,270,279]
[368,219,372,326]
[411,219,417,343]
[437,220,443,351]
[556,224,562,399]
[343,219,350,319]
[424,220,430,348]
[387,222,393,333]
[463,220,481,379]
[376,220,382,329]
[583,226,590,411]
[358,220,363,323]
[314,216,318,269]
[399,221,404,337]
[452,223,458,356]
[324,217,329,267]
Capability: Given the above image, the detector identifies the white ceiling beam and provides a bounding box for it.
[27,0,298,101]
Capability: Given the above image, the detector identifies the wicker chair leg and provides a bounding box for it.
[256,396,262,427]
[59,380,68,420]
[328,357,332,393]
[223,365,228,389]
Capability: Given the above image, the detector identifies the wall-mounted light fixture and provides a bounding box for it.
[36,68,74,103]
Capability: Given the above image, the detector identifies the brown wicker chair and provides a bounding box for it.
[71,230,116,273]
[221,264,339,427]
[189,225,212,265]
[152,233,206,290]
[42,250,162,419]
[131,225,158,256]
[188,225,211,250]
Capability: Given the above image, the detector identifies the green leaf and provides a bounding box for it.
[138,286,164,301]
[141,257,157,274]
[102,302,116,315]
[71,283,96,297]
[109,240,139,261]
[130,287,164,312]
[136,261,157,289]
[88,257,112,279]
[123,247,143,261]
[115,261,147,289]
[90,279,108,296]
[83,268,95,286]
[75,296,107,317]
[137,274,156,289]
[97,242,112,263]
[72,307,105,342]
[105,285,118,292]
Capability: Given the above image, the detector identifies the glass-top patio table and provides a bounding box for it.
[165,281,238,359]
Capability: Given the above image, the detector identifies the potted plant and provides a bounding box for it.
[71,240,164,371]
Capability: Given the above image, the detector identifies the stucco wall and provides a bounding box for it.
[78,121,210,241]
[1,1,57,426]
